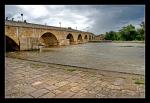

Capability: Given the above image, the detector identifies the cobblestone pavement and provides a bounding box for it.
[5,57,145,98]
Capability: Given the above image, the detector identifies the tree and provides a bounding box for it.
[140,21,145,39]
[135,21,145,40]
[140,21,145,29]
[115,32,122,40]
[103,22,145,41]
[104,31,117,40]
[119,24,137,41]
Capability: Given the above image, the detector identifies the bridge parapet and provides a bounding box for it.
[5,20,91,34]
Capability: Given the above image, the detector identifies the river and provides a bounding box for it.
[6,42,145,75]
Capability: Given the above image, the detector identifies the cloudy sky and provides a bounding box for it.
[5,5,145,35]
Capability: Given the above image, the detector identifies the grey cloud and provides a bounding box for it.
[5,5,144,35]
[5,5,22,18]
[86,5,144,34]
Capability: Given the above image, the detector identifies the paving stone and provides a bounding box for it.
[93,80,103,85]
[32,83,50,89]
[6,90,26,98]
[40,92,55,98]
[56,91,75,98]
[96,93,106,98]
[79,89,88,94]
[121,90,139,97]
[113,78,125,86]
[92,86,103,93]
[30,88,50,98]
[20,95,34,98]
[76,79,86,84]
[54,81,69,87]
[83,93,96,98]
[100,82,109,87]
[23,86,37,94]
[46,79,59,86]
[52,89,63,95]
[69,82,79,87]
[13,83,28,89]
[139,92,145,98]
[44,85,59,91]
[14,74,25,78]
[107,89,121,97]
[122,84,138,91]
[72,92,86,98]
[57,84,72,91]
[82,79,93,84]
[98,89,110,96]
[107,85,121,90]
[32,81,43,86]
[5,85,15,92]
[79,83,89,88]
[66,76,82,82]
[9,77,24,81]
[137,85,145,93]
[70,86,84,93]
[31,74,43,79]
[60,74,72,79]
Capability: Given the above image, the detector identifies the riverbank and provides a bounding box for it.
[5,57,145,98]
[89,40,144,43]
[89,40,112,43]
[112,41,145,43]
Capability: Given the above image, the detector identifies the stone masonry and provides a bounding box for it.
[5,20,95,50]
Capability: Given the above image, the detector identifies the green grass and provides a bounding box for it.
[134,79,144,84]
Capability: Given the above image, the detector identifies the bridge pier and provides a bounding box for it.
[59,39,78,45]
[58,39,70,46]
[71,41,78,45]
[20,37,39,50]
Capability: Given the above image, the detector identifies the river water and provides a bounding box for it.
[6,42,145,75]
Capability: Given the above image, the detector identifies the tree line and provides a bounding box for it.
[104,21,145,41]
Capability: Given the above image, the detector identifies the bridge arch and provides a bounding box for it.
[77,34,83,44]
[84,35,88,40]
[39,32,59,47]
[66,33,74,45]
[5,35,20,52]
[89,35,92,40]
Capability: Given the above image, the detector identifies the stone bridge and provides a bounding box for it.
[5,20,95,51]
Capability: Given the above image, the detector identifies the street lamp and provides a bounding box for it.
[21,13,23,22]
[59,22,61,28]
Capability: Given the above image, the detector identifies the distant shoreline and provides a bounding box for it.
[112,41,145,43]
[89,40,145,43]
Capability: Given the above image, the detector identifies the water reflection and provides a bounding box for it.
[6,43,145,75]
